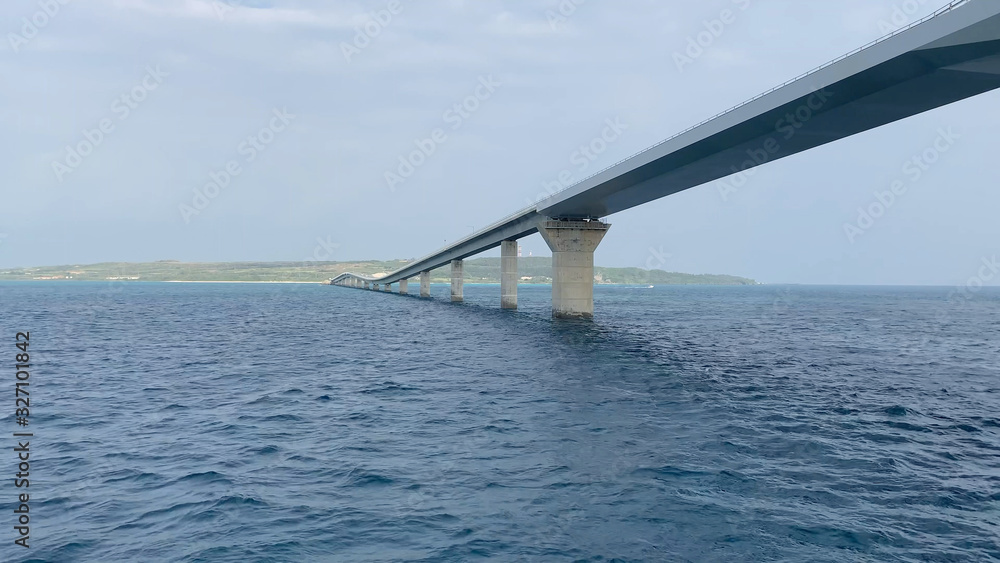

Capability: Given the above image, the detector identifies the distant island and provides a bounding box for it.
[0,257,757,286]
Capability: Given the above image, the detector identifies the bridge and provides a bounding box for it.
[333,0,1000,318]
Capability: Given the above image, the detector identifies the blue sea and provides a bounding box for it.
[1,281,998,562]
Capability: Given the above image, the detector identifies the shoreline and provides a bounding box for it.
[162,280,322,284]
[0,279,326,284]
[0,279,752,286]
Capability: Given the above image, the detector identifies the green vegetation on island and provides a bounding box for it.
[0,257,757,285]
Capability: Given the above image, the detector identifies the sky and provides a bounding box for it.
[2,0,998,286]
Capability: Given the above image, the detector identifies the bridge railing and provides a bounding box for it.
[386,206,539,280]
[498,0,972,221]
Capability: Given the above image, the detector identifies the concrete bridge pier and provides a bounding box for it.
[420,271,430,297]
[400,279,408,295]
[373,284,380,291]
[384,283,392,293]
[501,240,517,309]
[538,219,611,319]
[365,282,371,290]
[451,260,464,302]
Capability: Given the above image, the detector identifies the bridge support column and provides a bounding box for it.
[365,282,371,290]
[399,279,408,295]
[420,271,430,297]
[384,283,392,293]
[501,240,518,309]
[451,260,464,302]
[538,219,611,319]
[373,284,380,291]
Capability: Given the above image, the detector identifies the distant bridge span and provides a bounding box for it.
[334,0,1000,318]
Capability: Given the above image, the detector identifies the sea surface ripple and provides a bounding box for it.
[1,282,998,562]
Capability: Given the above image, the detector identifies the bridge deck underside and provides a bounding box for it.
[541,37,1000,219]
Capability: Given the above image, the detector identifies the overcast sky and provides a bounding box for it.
[2,0,998,285]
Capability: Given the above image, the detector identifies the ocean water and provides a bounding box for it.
[1,281,998,562]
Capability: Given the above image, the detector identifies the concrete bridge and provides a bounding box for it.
[333,0,1000,318]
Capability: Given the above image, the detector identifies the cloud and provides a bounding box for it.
[2,0,998,285]
[103,0,356,29]
[483,10,559,38]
